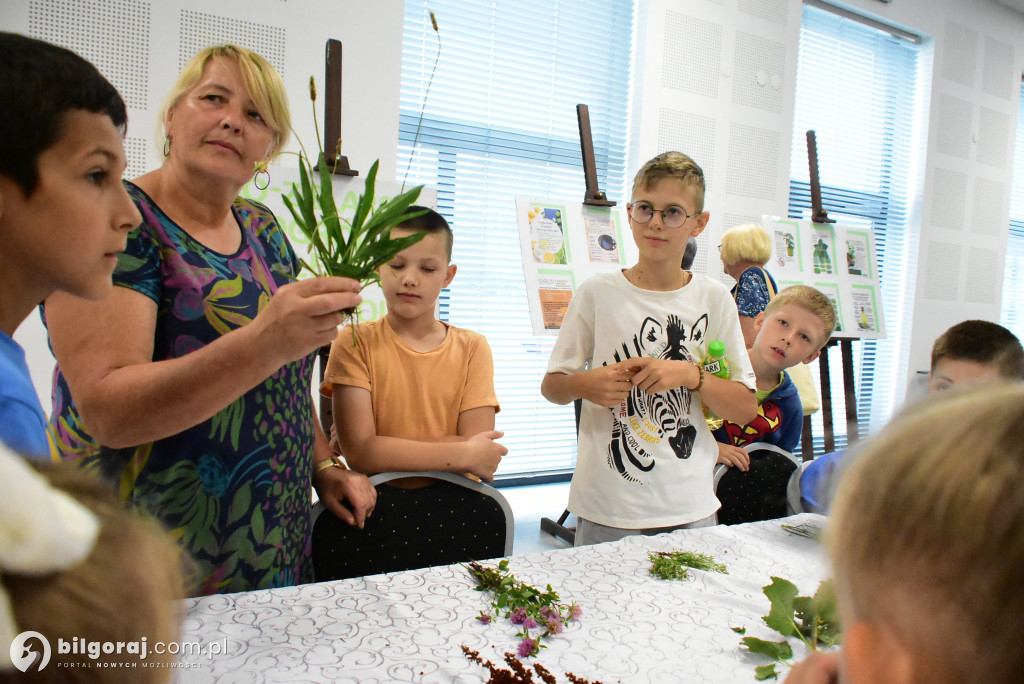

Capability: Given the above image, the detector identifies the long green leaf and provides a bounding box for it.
[316,152,347,260]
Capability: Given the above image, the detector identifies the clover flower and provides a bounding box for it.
[546,619,564,635]
[509,607,527,626]
[568,603,583,621]
[517,638,538,658]
[477,612,492,625]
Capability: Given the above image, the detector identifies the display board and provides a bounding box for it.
[763,216,885,339]
[515,198,638,336]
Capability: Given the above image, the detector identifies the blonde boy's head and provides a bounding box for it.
[631,151,705,211]
[762,285,835,350]
[828,384,1024,684]
[719,222,771,266]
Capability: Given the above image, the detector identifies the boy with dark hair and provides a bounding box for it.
[0,33,140,460]
[800,318,1023,512]
[542,151,757,546]
[322,207,506,486]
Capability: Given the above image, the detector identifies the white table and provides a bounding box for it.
[177,513,830,683]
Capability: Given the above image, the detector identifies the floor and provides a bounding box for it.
[498,481,576,555]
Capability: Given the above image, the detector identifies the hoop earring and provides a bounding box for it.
[162,136,171,157]
[254,168,270,191]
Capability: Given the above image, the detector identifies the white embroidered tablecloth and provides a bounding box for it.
[176,513,831,683]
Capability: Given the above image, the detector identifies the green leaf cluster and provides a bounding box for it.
[738,577,841,680]
[648,550,728,581]
[282,152,426,287]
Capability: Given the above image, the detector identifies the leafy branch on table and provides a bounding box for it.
[737,577,841,680]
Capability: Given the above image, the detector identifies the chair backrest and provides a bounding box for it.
[311,471,514,582]
[713,442,801,525]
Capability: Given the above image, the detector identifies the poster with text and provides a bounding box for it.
[518,198,635,335]
[769,219,803,276]
[763,217,884,340]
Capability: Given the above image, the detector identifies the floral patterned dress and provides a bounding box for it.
[48,181,316,595]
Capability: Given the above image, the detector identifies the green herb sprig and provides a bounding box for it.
[738,577,841,680]
[781,522,822,540]
[467,559,582,658]
[279,77,426,317]
[648,550,728,581]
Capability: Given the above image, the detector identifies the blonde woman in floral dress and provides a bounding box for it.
[44,45,375,595]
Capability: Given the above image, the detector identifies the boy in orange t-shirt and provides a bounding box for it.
[321,207,506,485]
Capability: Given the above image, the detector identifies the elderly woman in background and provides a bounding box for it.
[44,45,375,595]
[719,222,778,348]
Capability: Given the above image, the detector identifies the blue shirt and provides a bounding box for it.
[0,332,51,460]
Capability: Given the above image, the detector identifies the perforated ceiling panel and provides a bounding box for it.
[657,107,717,190]
[971,176,1004,235]
[977,106,1009,168]
[737,0,788,26]
[661,10,722,98]
[731,31,785,113]
[28,0,151,110]
[726,122,779,201]
[965,246,999,303]
[982,36,1014,100]
[941,21,977,88]
[178,10,286,75]
[929,167,967,230]
[936,94,972,159]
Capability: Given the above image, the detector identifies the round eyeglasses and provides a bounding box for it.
[628,201,700,229]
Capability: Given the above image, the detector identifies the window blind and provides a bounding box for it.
[789,4,923,451]
[1000,84,1024,342]
[397,1,634,481]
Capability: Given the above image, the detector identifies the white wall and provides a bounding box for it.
[0,0,406,409]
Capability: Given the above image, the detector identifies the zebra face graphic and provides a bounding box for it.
[606,314,708,482]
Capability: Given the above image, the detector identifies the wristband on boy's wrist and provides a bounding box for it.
[690,363,705,392]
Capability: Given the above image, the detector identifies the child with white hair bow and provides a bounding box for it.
[0,444,183,681]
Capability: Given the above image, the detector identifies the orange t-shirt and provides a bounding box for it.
[320,316,499,446]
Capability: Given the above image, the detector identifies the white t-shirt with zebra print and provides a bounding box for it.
[548,269,756,528]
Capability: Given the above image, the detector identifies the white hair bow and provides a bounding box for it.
[0,443,100,668]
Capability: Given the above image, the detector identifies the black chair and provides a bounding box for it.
[713,442,801,525]
[311,471,514,582]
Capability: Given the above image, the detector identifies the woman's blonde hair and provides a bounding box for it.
[829,384,1024,684]
[1,465,184,683]
[161,44,291,161]
[719,222,771,266]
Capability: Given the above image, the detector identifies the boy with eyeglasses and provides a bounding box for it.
[542,151,757,546]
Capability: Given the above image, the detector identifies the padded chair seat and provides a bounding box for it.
[714,443,801,525]
[311,471,514,582]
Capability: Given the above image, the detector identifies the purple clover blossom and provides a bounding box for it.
[477,612,492,624]
[539,606,557,621]
[517,637,538,658]
[509,607,527,625]
[546,619,564,635]
[568,603,582,621]
[523,617,538,630]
